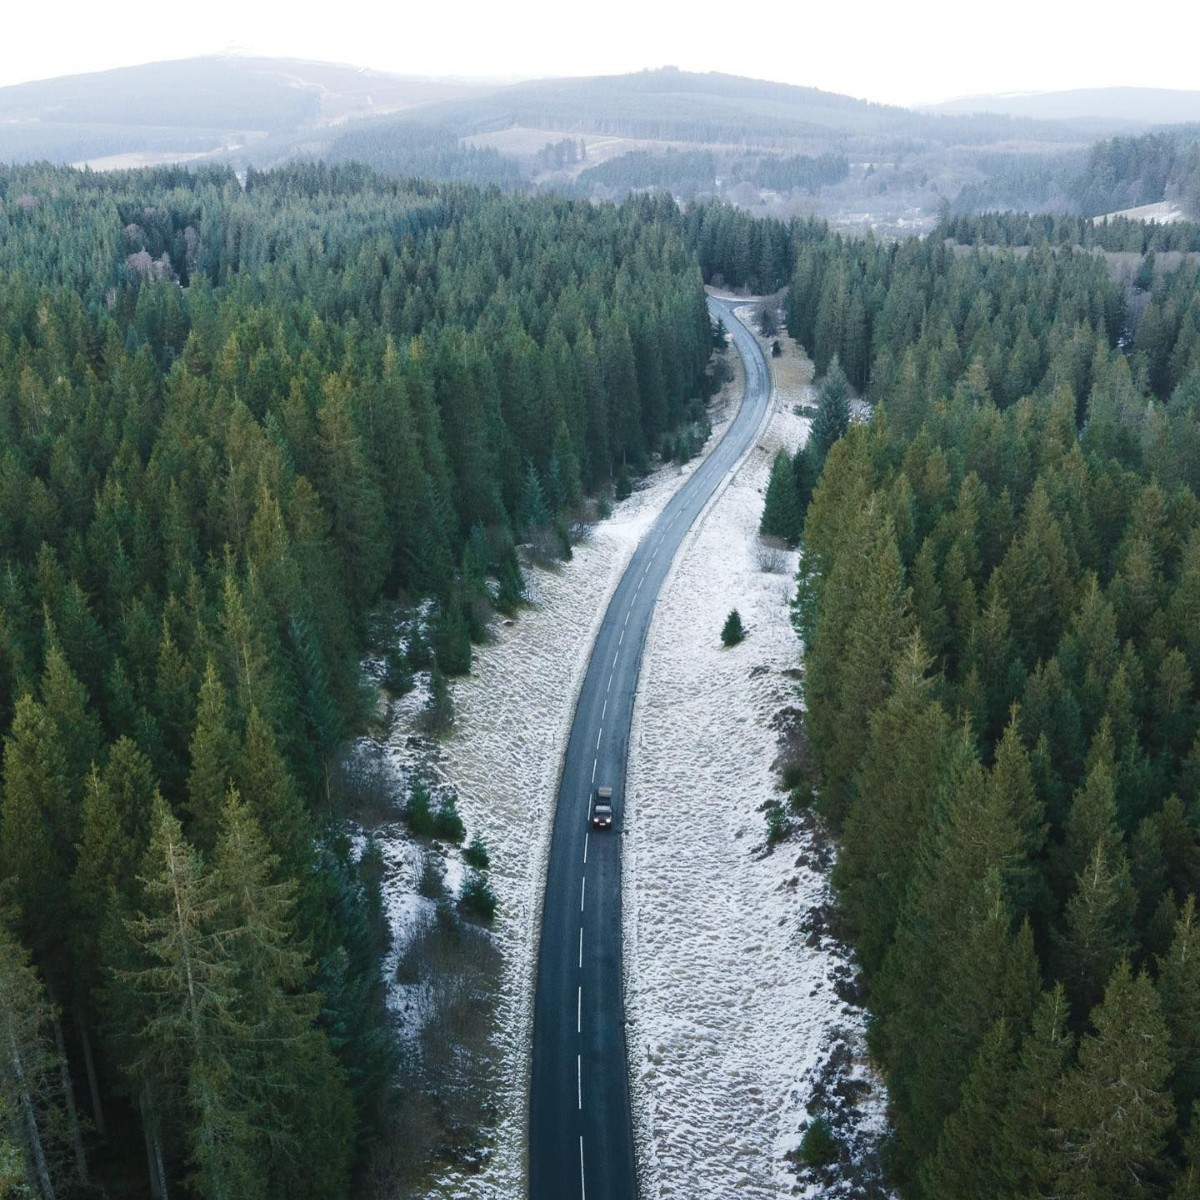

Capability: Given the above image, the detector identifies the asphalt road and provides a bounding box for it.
[528,296,772,1200]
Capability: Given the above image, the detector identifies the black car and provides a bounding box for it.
[591,786,613,828]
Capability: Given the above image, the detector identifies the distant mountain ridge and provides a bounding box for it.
[2,58,1197,230]
[0,55,494,168]
[921,87,1200,126]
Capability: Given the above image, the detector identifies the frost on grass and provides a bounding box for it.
[625,311,892,1199]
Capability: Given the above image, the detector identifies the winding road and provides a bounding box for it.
[528,296,771,1200]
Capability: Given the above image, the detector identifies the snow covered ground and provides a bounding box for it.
[367,301,889,1198]
[624,312,889,1198]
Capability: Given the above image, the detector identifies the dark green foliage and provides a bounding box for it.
[799,1116,838,1167]
[417,853,447,900]
[760,449,804,545]
[463,835,490,871]
[1158,896,1200,1121]
[1073,130,1200,218]
[433,596,472,677]
[0,920,68,1200]
[721,609,746,647]
[323,119,523,187]
[459,871,498,923]
[432,796,465,844]
[424,664,455,735]
[808,358,852,464]
[940,209,1200,253]
[764,799,789,846]
[793,211,1200,1190]
[518,460,552,539]
[614,464,632,501]
[406,780,435,837]
[1053,962,1175,1199]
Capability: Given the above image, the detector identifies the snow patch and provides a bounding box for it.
[623,331,891,1197]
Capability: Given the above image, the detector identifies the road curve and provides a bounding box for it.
[529,296,771,1200]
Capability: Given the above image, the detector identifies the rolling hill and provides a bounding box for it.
[0,55,494,169]
[1,58,1197,230]
[920,86,1200,126]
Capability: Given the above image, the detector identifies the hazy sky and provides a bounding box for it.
[5,0,1199,107]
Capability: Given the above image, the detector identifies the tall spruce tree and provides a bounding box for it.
[0,921,66,1200]
[760,449,803,545]
[808,355,852,465]
[1053,961,1175,1200]
[1158,895,1200,1122]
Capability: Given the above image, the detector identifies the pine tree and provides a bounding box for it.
[210,793,352,1200]
[0,921,65,1200]
[1173,1105,1200,1200]
[38,641,101,812]
[232,707,316,894]
[186,660,238,851]
[720,609,745,647]
[986,710,1047,920]
[836,635,951,977]
[1158,895,1200,1121]
[117,795,248,1200]
[518,460,551,541]
[1053,961,1175,1200]
[918,1019,1016,1199]
[0,695,75,989]
[1054,840,1137,1019]
[870,713,1041,1167]
[992,986,1075,1199]
[759,449,803,545]
[804,500,912,827]
[808,356,852,465]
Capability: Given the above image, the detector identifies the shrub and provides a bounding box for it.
[406,779,435,836]
[422,665,455,736]
[463,835,490,870]
[789,785,815,813]
[406,620,433,669]
[417,850,447,899]
[434,598,472,676]
[383,648,414,694]
[614,464,632,501]
[781,763,806,791]
[432,796,465,844]
[459,870,498,922]
[721,609,746,647]
[799,1116,838,1168]
[765,799,790,846]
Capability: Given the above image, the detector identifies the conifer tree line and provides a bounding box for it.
[0,162,712,1196]
[780,215,1200,1195]
[940,209,1200,253]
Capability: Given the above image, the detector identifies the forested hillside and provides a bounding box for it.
[769,214,1200,1194]
[0,162,711,1197]
[1073,129,1200,217]
[8,56,1199,233]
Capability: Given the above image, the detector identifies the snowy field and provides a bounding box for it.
[625,310,888,1198]
[367,300,889,1198]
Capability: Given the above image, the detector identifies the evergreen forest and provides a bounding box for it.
[762,211,1200,1195]
[0,161,713,1197]
[5,140,1200,1200]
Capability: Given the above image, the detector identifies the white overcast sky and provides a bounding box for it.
[4,0,1199,107]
